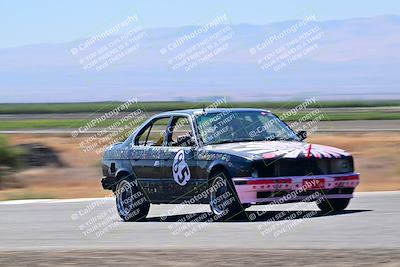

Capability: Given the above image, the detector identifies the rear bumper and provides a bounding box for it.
[101,176,116,190]
[232,173,360,204]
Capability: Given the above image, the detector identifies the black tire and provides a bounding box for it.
[317,198,350,212]
[209,170,246,221]
[114,175,150,221]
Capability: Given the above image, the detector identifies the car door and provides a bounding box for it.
[130,116,171,202]
[162,115,205,203]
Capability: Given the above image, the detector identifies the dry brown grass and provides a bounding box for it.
[1,135,104,200]
[0,133,398,200]
[309,133,400,191]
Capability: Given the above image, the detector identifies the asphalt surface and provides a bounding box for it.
[0,191,399,251]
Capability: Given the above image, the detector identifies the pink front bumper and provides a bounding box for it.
[232,173,360,204]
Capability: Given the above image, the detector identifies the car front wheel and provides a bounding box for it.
[209,171,246,221]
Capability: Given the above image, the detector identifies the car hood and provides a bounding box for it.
[203,141,351,160]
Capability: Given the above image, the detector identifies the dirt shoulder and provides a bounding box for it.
[0,249,399,267]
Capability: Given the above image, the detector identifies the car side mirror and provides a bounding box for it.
[297,130,307,140]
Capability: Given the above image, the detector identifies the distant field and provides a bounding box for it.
[0,100,399,130]
[0,100,400,114]
[0,119,138,130]
[0,112,399,130]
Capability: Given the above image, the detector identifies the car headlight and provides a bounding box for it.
[331,159,353,173]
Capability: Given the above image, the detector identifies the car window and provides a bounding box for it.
[196,111,299,145]
[167,116,195,147]
[135,117,170,146]
[137,124,151,145]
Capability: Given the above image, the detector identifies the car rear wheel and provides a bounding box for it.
[317,198,350,212]
[209,171,246,221]
[115,176,150,221]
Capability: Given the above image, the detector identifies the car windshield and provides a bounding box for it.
[195,110,300,145]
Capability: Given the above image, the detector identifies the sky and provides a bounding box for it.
[1,0,400,48]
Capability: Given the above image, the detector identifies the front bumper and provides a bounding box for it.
[232,173,360,204]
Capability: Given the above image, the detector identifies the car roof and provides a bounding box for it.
[157,108,270,116]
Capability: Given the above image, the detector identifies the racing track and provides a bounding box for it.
[0,191,399,266]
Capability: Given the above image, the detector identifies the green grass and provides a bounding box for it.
[0,111,399,130]
[0,119,146,130]
[0,101,398,130]
[0,100,399,114]
[280,111,400,121]
[0,136,22,167]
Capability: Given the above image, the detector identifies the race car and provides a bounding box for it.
[101,108,360,221]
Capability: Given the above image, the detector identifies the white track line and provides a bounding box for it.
[0,197,114,205]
